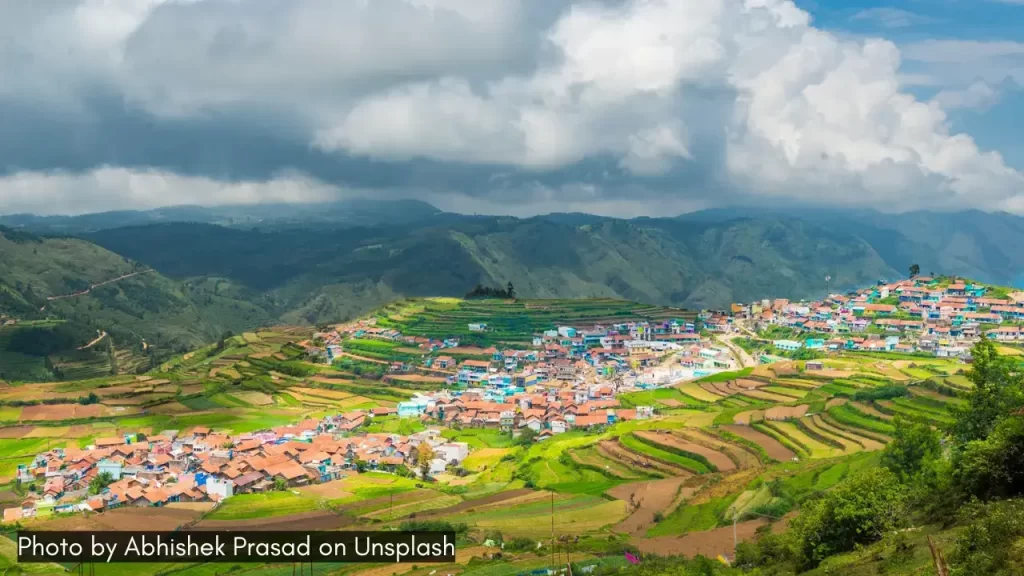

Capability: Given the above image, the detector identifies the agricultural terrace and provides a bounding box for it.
[0,298,995,576]
[372,298,698,348]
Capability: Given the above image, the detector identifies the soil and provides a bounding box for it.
[608,477,690,536]
[632,513,794,557]
[635,431,736,472]
[680,429,760,469]
[598,441,688,478]
[0,426,32,438]
[764,405,809,420]
[413,489,536,518]
[740,389,795,403]
[38,506,204,531]
[850,401,894,421]
[733,410,764,425]
[192,510,355,531]
[720,425,796,462]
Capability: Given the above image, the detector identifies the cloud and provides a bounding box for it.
[0,167,342,215]
[850,8,935,29]
[0,0,1021,216]
[934,80,1002,110]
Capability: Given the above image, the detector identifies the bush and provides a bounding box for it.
[949,499,1024,576]
[788,467,909,570]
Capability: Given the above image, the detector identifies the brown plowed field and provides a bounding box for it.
[721,425,796,462]
[710,382,735,396]
[680,430,760,468]
[699,383,729,397]
[826,397,848,408]
[850,401,894,420]
[418,489,536,518]
[0,426,32,438]
[20,404,108,421]
[812,415,885,451]
[633,513,794,557]
[38,506,204,531]
[733,410,764,425]
[636,431,736,472]
[735,379,767,389]
[192,510,355,531]
[764,405,809,420]
[740,389,794,403]
[608,477,690,535]
[598,441,682,478]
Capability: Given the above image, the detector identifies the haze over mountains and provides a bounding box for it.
[3,199,1024,362]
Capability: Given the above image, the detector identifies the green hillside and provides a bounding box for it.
[84,215,894,318]
[0,227,276,378]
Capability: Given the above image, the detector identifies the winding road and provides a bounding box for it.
[46,269,153,302]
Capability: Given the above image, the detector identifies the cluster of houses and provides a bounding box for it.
[729,278,1024,358]
[395,388,654,438]
[3,416,472,523]
[317,315,709,402]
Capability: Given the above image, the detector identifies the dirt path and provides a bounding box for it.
[608,477,691,536]
[78,331,107,350]
[632,513,794,558]
[46,270,153,301]
[716,334,757,368]
[340,352,389,364]
[720,425,796,462]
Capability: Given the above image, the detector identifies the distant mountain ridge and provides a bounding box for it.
[3,204,1023,369]
[0,198,441,233]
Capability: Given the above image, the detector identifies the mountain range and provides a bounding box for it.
[2,200,1023,367]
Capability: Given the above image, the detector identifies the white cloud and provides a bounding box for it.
[0,167,341,215]
[0,0,1022,214]
[934,80,1002,110]
[850,8,935,29]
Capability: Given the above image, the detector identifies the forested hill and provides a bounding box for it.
[0,227,276,378]
[84,216,894,314]
[3,206,1024,378]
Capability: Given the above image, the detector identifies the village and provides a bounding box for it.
[6,275,1023,527]
[729,276,1024,360]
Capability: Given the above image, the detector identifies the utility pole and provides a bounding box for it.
[550,491,555,574]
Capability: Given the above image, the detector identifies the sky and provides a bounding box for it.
[0,0,1022,218]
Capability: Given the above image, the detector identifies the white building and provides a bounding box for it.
[206,477,234,500]
[435,442,470,464]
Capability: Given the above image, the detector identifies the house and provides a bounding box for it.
[435,443,470,465]
[97,460,123,480]
[773,340,802,352]
[433,356,456,370]
[205,478,234,500]
[468,323,487,332]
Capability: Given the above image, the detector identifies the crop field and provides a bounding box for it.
[374,298,696,346]
[205,491,321,520]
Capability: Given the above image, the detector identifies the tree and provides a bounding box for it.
[882,416,942,483]
[514,427,537,446]
[418,443,435,480]
[950,337,1024,444]
[506,282,516,299]
[788,467,909,570]
[274,478,288,491]
[88,472,115,495]
[909,263,920,278]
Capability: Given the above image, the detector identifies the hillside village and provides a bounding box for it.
[731,276,1024,358]
[5,275,1022,532]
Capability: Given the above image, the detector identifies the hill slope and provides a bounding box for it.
[84,216,895,315]
[0,227,276,378]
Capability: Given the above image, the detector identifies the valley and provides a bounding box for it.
[1,274,1020,575]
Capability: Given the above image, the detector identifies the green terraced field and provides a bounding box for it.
[619,433,710,473]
